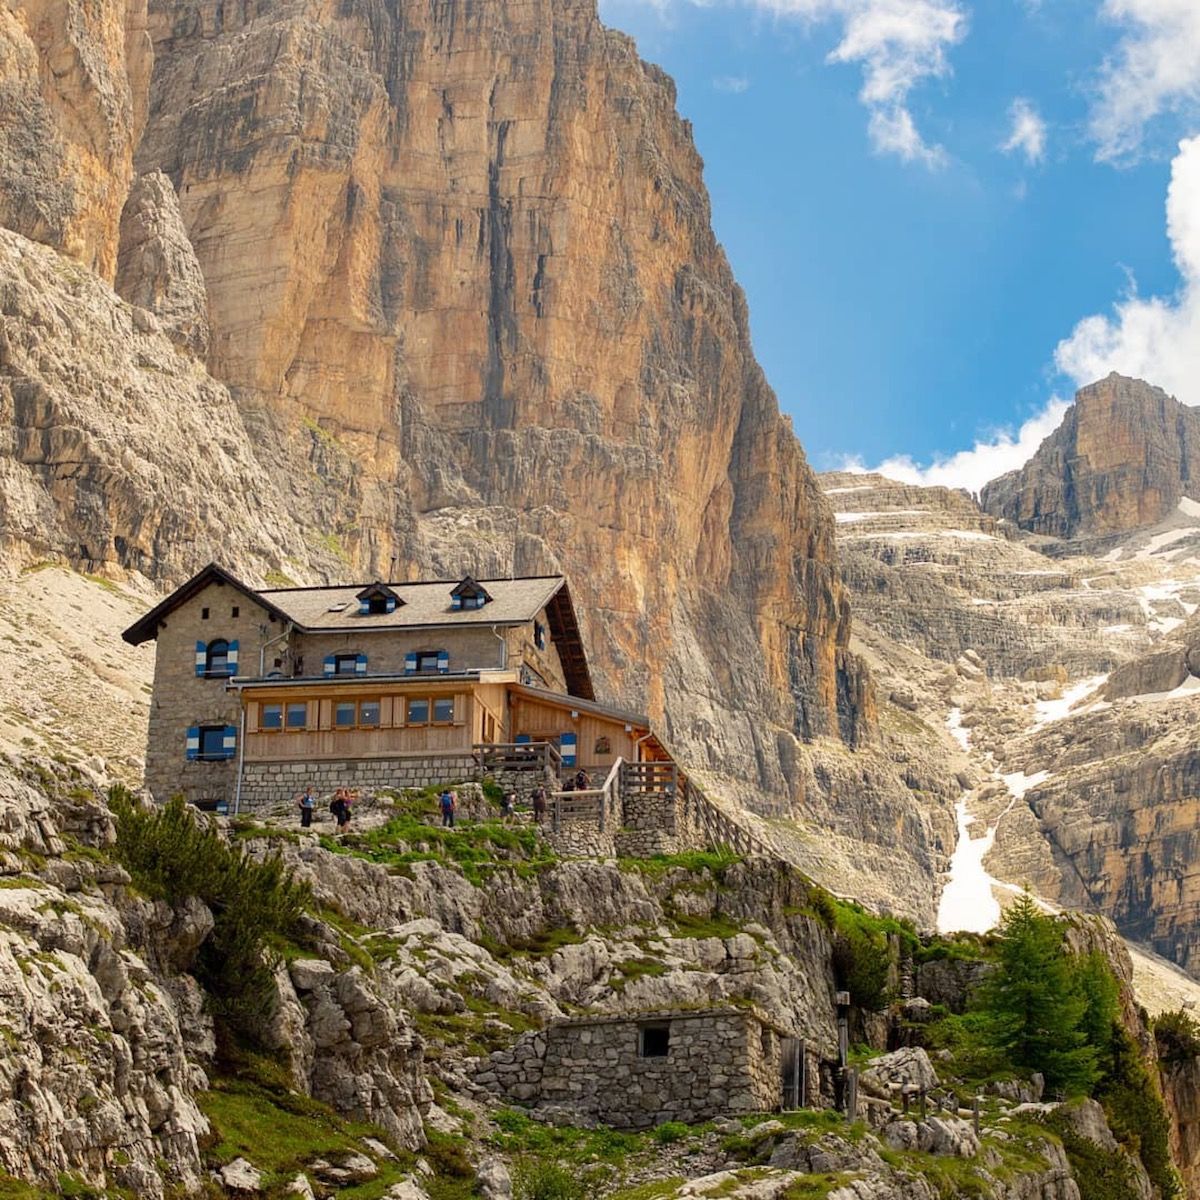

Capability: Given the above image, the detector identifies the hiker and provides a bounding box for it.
[297,785,316,828]
[531,785,547,825]
[330,787,352,831]
[439,788,456,829]
[574,768,590,792]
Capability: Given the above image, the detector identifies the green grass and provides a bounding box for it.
[618,849,742,877]
[319,790,557,887]
[610,957,669,990]
[666,912,745,941]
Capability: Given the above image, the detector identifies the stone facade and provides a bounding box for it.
[145,585,281,805]
[478,1008,790,1128]
[236,755,479,813]
[614,787,703,857]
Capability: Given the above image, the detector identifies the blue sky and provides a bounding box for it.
[598,0,1200,491]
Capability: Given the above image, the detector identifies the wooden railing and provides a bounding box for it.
[620,760,678,793]
[552,757,623,833]
[474,741,562,775]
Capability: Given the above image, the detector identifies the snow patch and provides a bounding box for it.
[833,510,929,524]
[1002,770,1049,800]
[1033,674,1108,727]
[936,799,1001,934]
[822,485,872,495]
[1177,497,1200,518]
[1126,675,1200,704]
[946,707,971,751]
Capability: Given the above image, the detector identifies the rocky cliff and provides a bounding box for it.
[981,374,1200,539]
[0,0,869,822]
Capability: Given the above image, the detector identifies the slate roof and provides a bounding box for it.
[260,576,564,630]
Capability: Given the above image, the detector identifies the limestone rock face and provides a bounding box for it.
[115,170,209,355]
[0,0,152,278]
[982,374,1200,538]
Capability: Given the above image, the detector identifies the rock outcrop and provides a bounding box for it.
[982,374,1200,539]
[0,0,152,278]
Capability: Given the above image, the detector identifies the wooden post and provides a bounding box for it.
[973,1094,981,1137]
[845,1068,858,1121]
[919,1089,927,1120]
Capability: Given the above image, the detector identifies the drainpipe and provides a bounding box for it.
[490,625,507,670]
[633,731,654,763]
[232,701,247,817]
[259,622,293,677]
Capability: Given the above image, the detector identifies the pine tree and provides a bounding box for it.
[973,892,1100,1096]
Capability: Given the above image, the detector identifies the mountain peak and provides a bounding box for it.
[980,374,1198,539]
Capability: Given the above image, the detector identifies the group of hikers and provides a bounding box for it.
[293,768,594,832]
[295,785,357,829]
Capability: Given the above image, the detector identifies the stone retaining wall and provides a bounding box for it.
[613,789,706,857]
[478,1008,785,1128]
[236,754,478,812]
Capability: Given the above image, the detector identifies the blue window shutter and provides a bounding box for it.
[227,640,239,674]
[355,653,368,675]
[222,725,237,759]
[451,595,462,611]
[437,650,449,674]
[560,732,577,766]
[323,655,336,677]
[195,641,206,677]
[515,733,531,745]
[186,726,200,760]
[359,598,371,615]
[386,596,397,613]
[404,652,417,675]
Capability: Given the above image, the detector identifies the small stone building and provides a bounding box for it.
[479,1007,797,1128]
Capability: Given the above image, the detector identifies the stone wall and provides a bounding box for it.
[613,788,709,857]
[236,754,479,813]
[146,583,282,804]
[479,1008,785,1128]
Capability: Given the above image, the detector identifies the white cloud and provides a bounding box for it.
[839,398,1071,494]
[713,74,751,91]
[1000,97,1046,164]
[1091,0,1200,161]
[758,0,966,165]
[1055,135,1200,403]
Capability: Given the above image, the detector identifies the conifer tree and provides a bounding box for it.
[973,891,1100,1095]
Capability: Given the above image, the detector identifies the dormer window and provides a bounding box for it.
[450,576,492,611]
[356,583,402,616]
[196,639,238,678]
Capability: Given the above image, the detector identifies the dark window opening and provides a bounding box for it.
[198,726,228,760]
[406,698,430,724]
[231,606,239,618]
[416,651,442,673]
[286,703,307,730]
[367,594,390,614]
[639,1024,670,1059]
[201,607,209,620]
[335,701,356,727]
[433,697,454,723]
[205,640,231,676]
[534,621,546,650]
[261,704,283,731]
[761,1027,773,1057]
[334,654,359,676]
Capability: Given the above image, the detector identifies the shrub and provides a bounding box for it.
[109,790,311,1040]
[1044,1107,1142,1200]
[512,1158,589,1200]
[1155,1009,1200,1063]
[653,1121,689,1144]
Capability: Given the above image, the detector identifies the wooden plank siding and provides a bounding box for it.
[508,694,641,769]
[244,683,472,762]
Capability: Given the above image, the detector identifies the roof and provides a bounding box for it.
[122,566,594,696]
[258,576,565,631]
[121,563,295,646]
[549,1006,797,1037]
[509,683,647,729]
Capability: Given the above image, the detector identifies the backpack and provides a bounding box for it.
[440,791,452,811]
[329,799,339,813]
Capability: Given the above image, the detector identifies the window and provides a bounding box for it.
[359,699,381,727]
[205,640,231,676]
[231,605,239,618]
[639,1024,670,1058]
[335,701,357,728]
[417,651,441,673]
[261,704,283,730]
[406,698,430,724]
[335,654,359,676]
[286,702,307,730]
[461,593,486,610]
[534,621,546,650]
[199,726,229,760]
[201,607,210,620]
[450,577,492,610]
[433,697,454,724]
[368,594,389,614]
